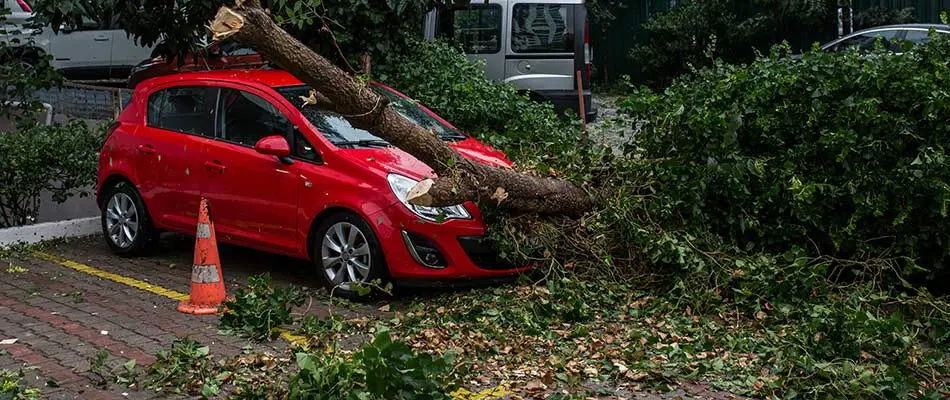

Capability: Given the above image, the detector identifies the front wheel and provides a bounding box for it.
[313,211,389,300]
[100,182,156,256]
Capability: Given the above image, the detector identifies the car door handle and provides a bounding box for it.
[94,36,110,41]
[204,161,226,172]
[137,144,156,154]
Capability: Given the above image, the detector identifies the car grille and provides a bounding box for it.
[456,236,517,270]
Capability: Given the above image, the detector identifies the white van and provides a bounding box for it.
[424,0,597,122]
[0,4,153,81]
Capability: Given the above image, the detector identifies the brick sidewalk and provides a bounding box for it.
[0,234,373,398]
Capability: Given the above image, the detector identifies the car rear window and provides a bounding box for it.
[511,4,575,53]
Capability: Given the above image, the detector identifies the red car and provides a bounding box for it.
[127,41,268,89]
[99,69,526,296]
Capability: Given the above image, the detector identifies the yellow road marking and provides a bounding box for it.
[32,251,506,397]
[34,251,190,301]
[32,251,308,346]
[451,383,509,400]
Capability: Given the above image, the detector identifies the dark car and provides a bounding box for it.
[127,40,269,88]
[819,23,950,53]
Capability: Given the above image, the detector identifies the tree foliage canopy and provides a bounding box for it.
[29,0,466,74]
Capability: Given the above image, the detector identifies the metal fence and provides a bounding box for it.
[32,82,133,124]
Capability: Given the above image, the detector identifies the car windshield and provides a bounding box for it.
[275,84,466,147]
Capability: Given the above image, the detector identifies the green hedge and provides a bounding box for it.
[0,120,104,228]
[623,37,950,286]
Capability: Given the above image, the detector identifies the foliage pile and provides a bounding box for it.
[140,281,461,399]
[290,331,460,399]
[144,338,226,397]
[219,273,307,341]
[0,369,40,400]
[623,37,950,289]
[380,28,950,397]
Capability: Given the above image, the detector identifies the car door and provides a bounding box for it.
[48,16,112,79]
[135,84,217,232]
[203,83,300,254]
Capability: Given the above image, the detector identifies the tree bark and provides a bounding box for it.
[209,2,595,216]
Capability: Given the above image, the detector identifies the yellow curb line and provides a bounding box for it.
[33,251,190,301]
[32,251,308,346]
[32,251,505,399]
[451,383,509,400]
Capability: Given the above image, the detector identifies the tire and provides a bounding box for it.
[100,181,157,256]
[312,211,389,300]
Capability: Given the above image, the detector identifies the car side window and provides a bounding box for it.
[146,86,213,136]
[902,30,932,44]
[511,4,575,53]
[216,88,294,147]
[63,14,111,31]
[832,30,900,52]
[439,5,502,54]
[293,131,320,162]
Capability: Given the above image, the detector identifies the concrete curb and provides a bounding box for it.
[0,217,100,248]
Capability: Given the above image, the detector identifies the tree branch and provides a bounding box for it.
[208,6,596,216]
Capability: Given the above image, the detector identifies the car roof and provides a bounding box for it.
[850,23,950,33]
[820,23,950,49]
[146,68,306,89]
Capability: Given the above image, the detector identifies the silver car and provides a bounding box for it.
[820,23,950,53]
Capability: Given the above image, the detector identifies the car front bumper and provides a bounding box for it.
[368,201,531,283]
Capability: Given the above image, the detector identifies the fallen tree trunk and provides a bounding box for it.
[209,0,595,216]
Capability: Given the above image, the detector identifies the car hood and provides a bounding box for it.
[338,137,513,181]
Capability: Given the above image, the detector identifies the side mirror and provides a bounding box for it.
[254,135,293,164]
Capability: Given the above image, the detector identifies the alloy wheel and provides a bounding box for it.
[105,193,139,249]
[320,221,372,289]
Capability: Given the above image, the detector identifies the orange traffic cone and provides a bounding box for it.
[178,198,227,315]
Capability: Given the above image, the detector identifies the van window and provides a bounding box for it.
[443,5,503,54]
[511,4,575,53]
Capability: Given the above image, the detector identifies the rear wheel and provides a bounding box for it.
[313,211,389,300]
[100,181,156,256]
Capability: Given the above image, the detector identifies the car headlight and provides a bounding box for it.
[387,173,471,222]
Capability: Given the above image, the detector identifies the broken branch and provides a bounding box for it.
[208,4,595,216]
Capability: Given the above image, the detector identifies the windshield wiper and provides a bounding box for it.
[439,133,467,141]
[334,139,390,148]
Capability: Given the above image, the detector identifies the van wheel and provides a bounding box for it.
[313,211,389,300]
[100,182,157,256]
